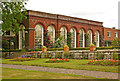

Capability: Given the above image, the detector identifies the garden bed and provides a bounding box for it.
[46,58,69,63]
[88,59,120,66]
[9,57,36,62]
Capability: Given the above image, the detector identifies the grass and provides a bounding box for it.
[2,68,98,79]
[2,59,119,73]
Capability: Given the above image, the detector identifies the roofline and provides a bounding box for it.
[103,27,120,31]
[27,10,103,24]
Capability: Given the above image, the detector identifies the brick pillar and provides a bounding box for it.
[29,28,35,50]
[76,33,79,47]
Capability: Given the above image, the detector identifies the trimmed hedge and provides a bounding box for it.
[2,46,120,52]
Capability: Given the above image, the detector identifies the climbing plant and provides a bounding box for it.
[85,34,89,47]
[67,32,71,48]
[44,30,52,48]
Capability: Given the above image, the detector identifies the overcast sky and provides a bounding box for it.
[25,0,120,29]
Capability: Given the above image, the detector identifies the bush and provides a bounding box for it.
[55,52,62,59]
[113,52,118,60]
[63,51,69,59]
[97,52,104,60]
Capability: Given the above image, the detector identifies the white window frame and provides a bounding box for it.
[107,31,111,37]
[115,32,118,38]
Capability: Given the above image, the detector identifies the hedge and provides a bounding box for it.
[2,46,120,52]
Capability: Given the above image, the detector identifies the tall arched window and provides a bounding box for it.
[70,28,76,48]
[94,31,99,47]
[19,25,25,49]
[60,26,67,45]
[87,30,92,47]
[35,24,43,48]
[79,29,85,47]
[47,25,55,43]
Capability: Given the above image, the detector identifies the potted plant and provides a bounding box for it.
[90,44,96,51]
[64,45,69,51]
[42,46,47,52]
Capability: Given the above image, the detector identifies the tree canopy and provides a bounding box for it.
[1,1,27,35]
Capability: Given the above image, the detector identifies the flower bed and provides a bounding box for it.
[46,58,69,63]
[9,57,36,62]
[88,59,120,66]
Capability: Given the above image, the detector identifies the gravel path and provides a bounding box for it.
[1,64,119,79]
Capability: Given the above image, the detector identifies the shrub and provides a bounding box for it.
[63,51,70,59]
[97,52,104,60]
[113,52,118,60]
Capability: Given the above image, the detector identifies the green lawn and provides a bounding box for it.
[2,59,119,73]
[2,68,98,79]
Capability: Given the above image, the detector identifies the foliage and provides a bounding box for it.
[97,52,104,60]
[90,44,95,46]
[55,52,62,58]
[113,52,118,60]
[64,45,68,48]
[42,46,46,48]
[85,34,89,47]
[44,30,52,48]
[63,51,70,59]
[1,2,27,35]
[111,39,120,46]
[46,58,69,63]
[100,36,104,47]
[9,57,36,62]
[52,36,64,48]
[88,59,120,66]
[2,40,9,49]
[67,32,71,48]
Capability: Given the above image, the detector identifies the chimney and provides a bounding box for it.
[112,27,116,29]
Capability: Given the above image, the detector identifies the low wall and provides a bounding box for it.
[2,49,120,59]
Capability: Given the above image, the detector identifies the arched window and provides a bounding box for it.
[87,30,92,47]
[79,29,85,47]
[70,28,76,48]
[47,25,55,43]
[94,31,99,47]
[35,24,43,48]
[19,25,25,49]
[60,26,67,45]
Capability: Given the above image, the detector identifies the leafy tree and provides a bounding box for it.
[111,39,120,46]
[1,1,27,35]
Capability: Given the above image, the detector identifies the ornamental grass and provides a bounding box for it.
[88,59,120,66]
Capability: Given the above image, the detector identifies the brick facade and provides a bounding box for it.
[17,10,120,49]
[21,10,103,49]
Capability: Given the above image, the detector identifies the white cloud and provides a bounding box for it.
[25,0,120,29]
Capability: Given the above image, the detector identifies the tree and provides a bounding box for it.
[1,1,27,35]
[111,39,120,46]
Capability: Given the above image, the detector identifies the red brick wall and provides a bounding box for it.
[27,10,103,49]
[103,27,119,41]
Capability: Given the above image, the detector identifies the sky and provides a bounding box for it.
[25,0,120,29]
